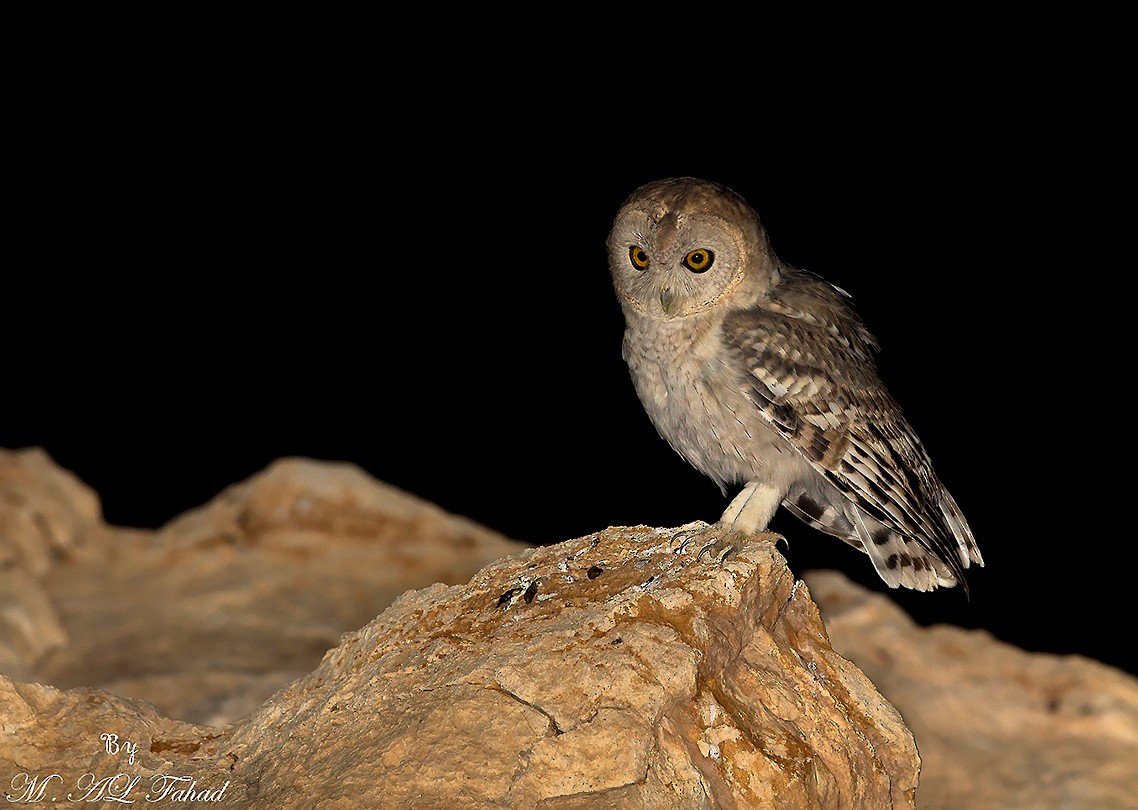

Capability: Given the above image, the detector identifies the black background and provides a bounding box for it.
[6,46,1131,676]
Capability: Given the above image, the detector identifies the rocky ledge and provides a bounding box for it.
[2,448,1136,808]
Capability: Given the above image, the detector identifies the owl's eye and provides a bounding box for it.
[682,249,714,273]
[628,245,651,270]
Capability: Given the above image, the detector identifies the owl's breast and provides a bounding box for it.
[622,315,795,492]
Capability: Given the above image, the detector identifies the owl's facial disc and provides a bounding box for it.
[609,209,745,320]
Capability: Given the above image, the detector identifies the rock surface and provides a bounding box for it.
[806,570,1138,810]
[0,449,97,681]
[5,450,1137,808]
[0,447,524,725]
[219,525,918,808]
[1,449,919,808]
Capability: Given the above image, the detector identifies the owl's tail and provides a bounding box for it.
[848,508,962,592]
[783,484,975,593]
[939,487,985,568]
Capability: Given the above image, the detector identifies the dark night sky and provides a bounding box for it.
[6,61,1130,676]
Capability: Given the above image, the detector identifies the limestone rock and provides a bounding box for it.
[5,450,1136,807]
[223,526,919,808]
[1,677,244,805]
[1,449,524,725]
[2,451,918,806]
[0,448,97,679]
[2,523,920,809]
[806,570,1138,810]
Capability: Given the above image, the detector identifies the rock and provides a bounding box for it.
[1,448,524,725]
[2,521,920,808]
[805,570,1138,810]
[1,677,247,805]
[0,448,97,679]
[222,526,919,808]
[7,450,1136,807]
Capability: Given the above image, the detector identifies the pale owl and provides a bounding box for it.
[608,177,983,592]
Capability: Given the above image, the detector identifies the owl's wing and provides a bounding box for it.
[721,273,982,591]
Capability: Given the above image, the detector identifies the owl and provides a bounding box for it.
[607,177,983,592]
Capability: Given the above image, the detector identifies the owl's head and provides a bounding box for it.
[607,177,779,320]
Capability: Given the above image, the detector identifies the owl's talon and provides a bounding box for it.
[696,537,736,563]
[670,522,709,554]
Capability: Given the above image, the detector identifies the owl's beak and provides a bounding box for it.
[659,284,680,316]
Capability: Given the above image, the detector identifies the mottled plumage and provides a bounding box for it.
[607,177,983,591]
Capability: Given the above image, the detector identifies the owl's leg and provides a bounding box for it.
[694,482,785,562]
[719,481,783,534]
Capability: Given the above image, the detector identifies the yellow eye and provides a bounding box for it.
[629,245,650,270]
[682,249,714,273]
